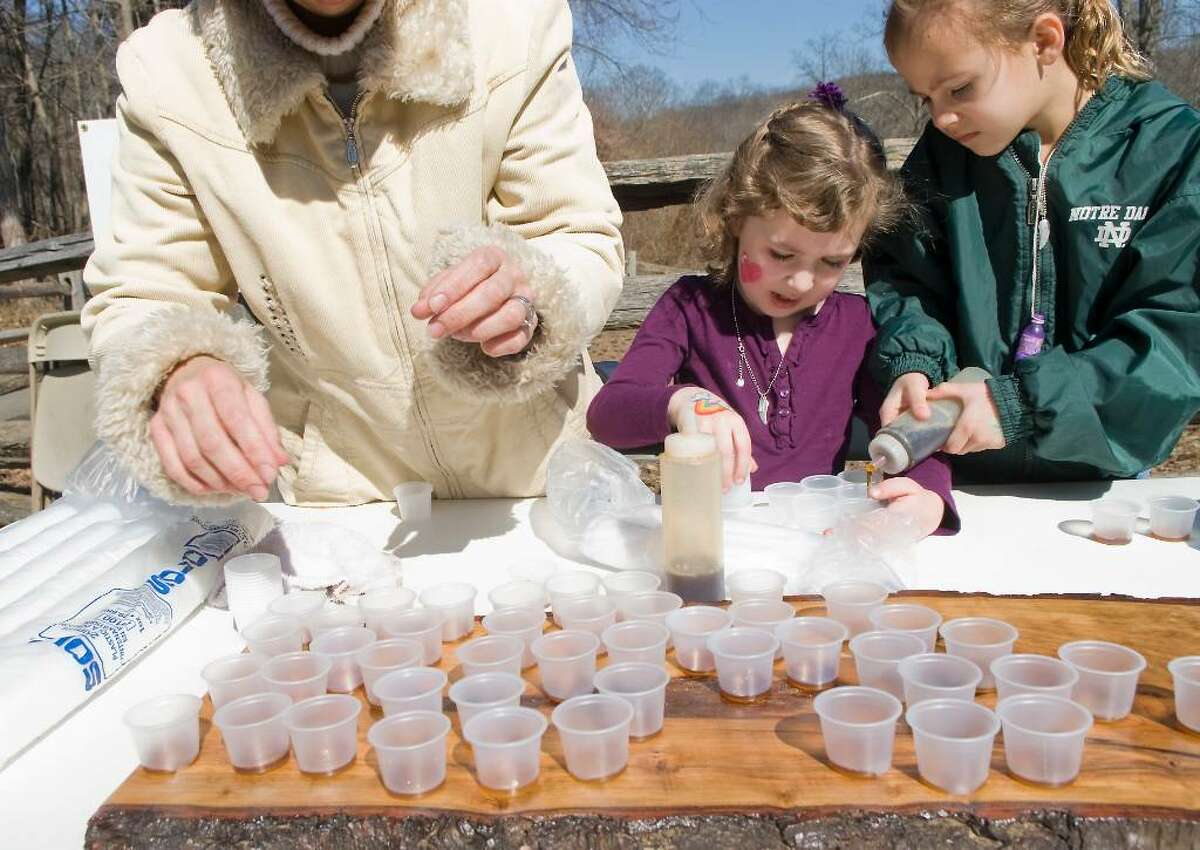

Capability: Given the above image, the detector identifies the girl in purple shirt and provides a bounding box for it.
[588,91,958,536]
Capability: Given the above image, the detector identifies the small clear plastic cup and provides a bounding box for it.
[308,602,365,638]
[241,614,305,659]
[123,694,203,772]
[380,608,444,665]
[482,606,545,668]
[801,474,847,496]
[462,706,548,792]
[557,596,618,647]
[375,666,448,716]
[764,482,804,523]
[940,617,1018,690]
[545,570,602,627]
[730,599,795,659]
[726,568,787,604]
[393,481,433,523]
[905,699,1000,794]
[1168,656,1200,732]
[551,694,634,781]
[990,654,1079,701]
[419,582,478,641]
[813,686,902,776]
[849,631,925,701]
[820,580,889,638]
[1091,498,1140,544]
[268,590,327,643]
[449,671,526,726]
[601,620,671,666]
[776,617,847,690]
[1057,640,1147,721]
[664,605,732,674]
[261,651,332,702]
[213,692,292,772]
[601,570,661,613]
[723,474,753,511]
[616,591,684,629]
[837,469,869,498]
[355,638,422,705]
[283,693,362,774]
[368,710,451,795]
[868,603,943,652]
[309,625,377,693]
[456,635,524,678]
[996,694,1093,786]
[507,559,560,602]
[707,627,779,703]
[1147,495,1199,541]
[531,630,600,701]
[595,662,670,739]
[898,653,982,706]
[776,492,840,533]
[201,653,266,709]
[358,588,418,634]
[487,580,546,615]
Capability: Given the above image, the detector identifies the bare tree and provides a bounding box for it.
[1119,0,1167,58]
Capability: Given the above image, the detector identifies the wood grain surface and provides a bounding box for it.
[88,592,1200,848]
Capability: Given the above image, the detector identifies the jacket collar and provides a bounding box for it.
[195,0,473,146]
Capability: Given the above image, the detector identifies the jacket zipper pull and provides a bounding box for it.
[1026,177,1038,226]
[345,129,359,167]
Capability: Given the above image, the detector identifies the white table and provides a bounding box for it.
[3,478,1198,849]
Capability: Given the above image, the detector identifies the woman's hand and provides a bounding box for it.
[667,388,757,492]
[927,381,1005,453]
[149,355,289,500]
[411,246,538,357]
[867,476,944,539]
[879,371,931,426]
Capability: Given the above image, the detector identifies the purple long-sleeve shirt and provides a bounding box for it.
[587,276,959,533]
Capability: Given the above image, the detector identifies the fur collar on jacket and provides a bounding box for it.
[195,0,473,146]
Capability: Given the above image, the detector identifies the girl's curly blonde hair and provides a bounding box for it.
[696,100,909,286]
[884,0,1152,92]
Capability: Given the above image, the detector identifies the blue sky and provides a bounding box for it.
[581,0,889,92]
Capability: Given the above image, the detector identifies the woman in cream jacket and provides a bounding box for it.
[82,0,624,507]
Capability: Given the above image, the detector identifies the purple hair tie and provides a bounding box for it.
[809,81,848,111]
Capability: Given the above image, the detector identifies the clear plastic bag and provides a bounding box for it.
[61,441,183,519]
[789,508,917,594]
[545,440,655,539]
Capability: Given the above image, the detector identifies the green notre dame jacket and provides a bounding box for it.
[866,76,1200,484]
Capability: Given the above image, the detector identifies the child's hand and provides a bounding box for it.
[667,388,758,492]
[926,381,1005,453]
[880,372,931,425]
[867,476,944,539]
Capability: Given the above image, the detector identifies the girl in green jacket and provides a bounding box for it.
[867,0,1200,484]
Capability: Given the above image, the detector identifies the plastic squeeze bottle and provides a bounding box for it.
[659,432,725,602]
[867,366,994,474]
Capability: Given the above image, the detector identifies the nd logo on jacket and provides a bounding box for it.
[1068,203,1150,249]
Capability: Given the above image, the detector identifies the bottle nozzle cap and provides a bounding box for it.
[867,432,909,475]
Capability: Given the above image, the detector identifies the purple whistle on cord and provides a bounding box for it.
[1014,313,1046,361]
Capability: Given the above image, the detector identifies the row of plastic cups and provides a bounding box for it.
[1092,495,1198,543]
[812,685,1095,791]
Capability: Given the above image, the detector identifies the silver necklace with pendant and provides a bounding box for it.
[732,286,789,425]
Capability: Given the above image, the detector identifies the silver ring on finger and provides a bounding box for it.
[509,294,537,336]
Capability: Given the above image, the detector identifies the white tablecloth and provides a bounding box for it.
[3,477,1198,849]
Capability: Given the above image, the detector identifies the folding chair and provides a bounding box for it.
[28,312,96,509]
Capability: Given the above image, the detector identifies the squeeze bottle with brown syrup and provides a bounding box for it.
[659,432,725,602]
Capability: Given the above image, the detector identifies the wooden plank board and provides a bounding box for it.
[88,593,1200,847]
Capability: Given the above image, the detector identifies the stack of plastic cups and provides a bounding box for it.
[224,553,285,631]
